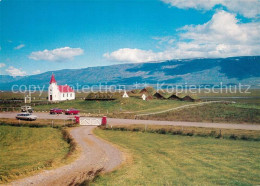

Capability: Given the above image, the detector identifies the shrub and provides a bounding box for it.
[229,134,238,140]
[240,135,249,140]
[157,128,167,134]
[186,131,194,136]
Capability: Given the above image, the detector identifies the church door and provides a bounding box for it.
[50,95,52,101]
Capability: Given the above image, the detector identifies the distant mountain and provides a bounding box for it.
[1,56,260,91]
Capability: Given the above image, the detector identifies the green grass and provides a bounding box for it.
[103,124,260,141]
[32,97,189,115]
[93,129,260,185]
[0,125,70,183]
[139,103,260,124]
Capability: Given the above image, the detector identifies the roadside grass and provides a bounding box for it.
[0,121,79,183]
[93,129,260,185]
[102,124,260,141]
[138,103,260,124]
[0,118,77,128]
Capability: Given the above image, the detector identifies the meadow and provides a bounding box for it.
[1,90,260,124]
[93,129,260,185]
[32,97,190,115]
[139,102,260,124]
[0,125,73,183]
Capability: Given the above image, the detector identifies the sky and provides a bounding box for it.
[0,0,259,76]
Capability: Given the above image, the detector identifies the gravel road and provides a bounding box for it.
[1,112,259,130]
[9,126,123,186]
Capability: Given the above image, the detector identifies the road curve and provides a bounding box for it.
[9,126,123,186]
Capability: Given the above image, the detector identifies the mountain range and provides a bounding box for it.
[1,56,260,91]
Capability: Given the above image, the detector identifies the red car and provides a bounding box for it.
[64,109,80,115]
[50,108,64,114]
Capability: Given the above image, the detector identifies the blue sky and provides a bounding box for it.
[0,0,259,76]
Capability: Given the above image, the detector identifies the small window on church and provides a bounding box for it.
[63,94,65,97]
[70,93,72,97]
[67,93,68,97]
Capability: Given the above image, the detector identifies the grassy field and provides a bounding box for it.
[0,125,71,183]
[103,124,260,141]
[139,102,260,124]
[32,98,189,115]
[94,129,260,185]
[1,90,260,123]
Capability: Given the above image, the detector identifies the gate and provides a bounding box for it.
[80,118,101,126]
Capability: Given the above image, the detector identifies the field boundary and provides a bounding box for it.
[101,124,260,141]
[135,101,235,117]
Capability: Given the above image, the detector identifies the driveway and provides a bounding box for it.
[10,126,123,186]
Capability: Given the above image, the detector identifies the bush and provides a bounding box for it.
[186,131,194,136]
[157,128,167,134]
[240,135,249,140]
[229,134,238,140]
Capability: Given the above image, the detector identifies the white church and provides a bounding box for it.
[48,74,75,101]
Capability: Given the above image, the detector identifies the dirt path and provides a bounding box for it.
[9,126,123,186]
[134,101,234,117]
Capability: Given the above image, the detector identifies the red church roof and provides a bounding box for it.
[50,74,74,92]
[49,74,57,84]
[58,85,74,93]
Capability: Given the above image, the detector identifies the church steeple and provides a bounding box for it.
[49,73,57,84]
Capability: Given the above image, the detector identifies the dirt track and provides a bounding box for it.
[9,126,123,186]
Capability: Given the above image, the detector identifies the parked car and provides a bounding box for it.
[64,109,80,115]
[21,106,33,113]
[16,113,37,121]
[50,108,64,114]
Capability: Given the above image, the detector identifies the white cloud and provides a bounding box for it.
[161,0,260,18]
[32,70,41,75]
[6,66,27,77]
[0,63,6,68]
[178,10,260,57]
[104,11,260,63]
[29,47,84,62]
[14,44,25,50]
[104,48,165,63]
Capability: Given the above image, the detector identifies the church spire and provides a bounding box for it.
[49,73,57,84]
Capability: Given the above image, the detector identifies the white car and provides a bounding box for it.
[16,113,37,121]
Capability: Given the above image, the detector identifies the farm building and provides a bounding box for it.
[140,87,155,94]
[168,94,181,100]
[85,92,116,101]
[140,88,148,94]
[153,92,165,99]
[48,74,75,102]
[122,91,129,98]
[181,95,195,102]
